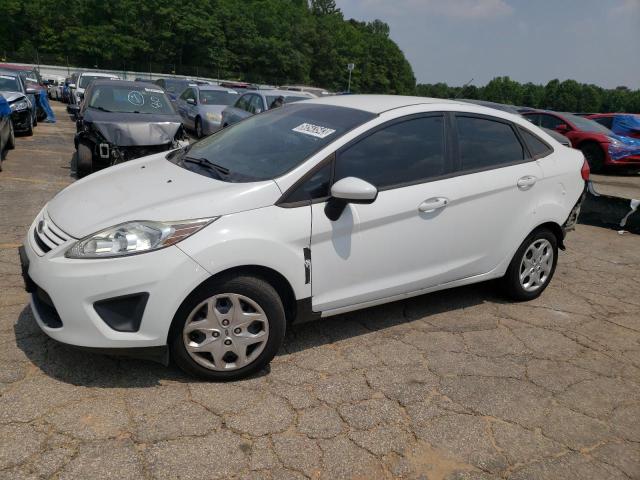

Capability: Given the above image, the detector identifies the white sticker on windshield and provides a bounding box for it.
[292,123,336,139]
[145,87,164,93]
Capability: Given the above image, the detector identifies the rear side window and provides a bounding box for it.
[519,128,553,158]
[539,114,565,130]
[456,116,524,170]
[334,115,446,189]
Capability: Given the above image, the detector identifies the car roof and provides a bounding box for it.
[303,94,465,114]
[0,69,19,78]
[89,79,164,89]
[247,89,314,98]
[196,85,238,92]
[79,72,120,78]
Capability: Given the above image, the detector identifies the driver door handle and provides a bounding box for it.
[517,175,537,190]
[419,197,449,213]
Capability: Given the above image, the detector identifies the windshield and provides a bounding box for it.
[162,79,186,93]
[88,85,175,114]
[563,113,612,134]
[79,75,116,89]
[171,103,375,182]
[0,75,19,91]
[200,90,239,105]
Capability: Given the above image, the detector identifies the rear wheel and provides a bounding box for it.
[170,275,286,381]
[580,142,604,173]
[76,141,93,178]
[501,228,558,301]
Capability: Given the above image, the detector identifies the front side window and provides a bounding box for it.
[179,88,194,101]
[539,114,566,130]
[283,162,332,203]
[334,115,446,189]
[235,95,251,111]
[248,95,264,114]
[173,103,374,182]
[456,116,524,170]
[592,117,613,129]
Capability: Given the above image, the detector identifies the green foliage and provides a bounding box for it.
[0,0,415,93]
[416,76,639,113]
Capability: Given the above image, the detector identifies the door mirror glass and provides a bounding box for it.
[331,177,378,203]
[25,87,38,95]
[555,123,570,133]
[186,97,196,105]
[68,83,76,89]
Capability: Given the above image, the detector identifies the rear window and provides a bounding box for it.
[456,116,524,170]
[519,128,553,158]
[199,90,239,105]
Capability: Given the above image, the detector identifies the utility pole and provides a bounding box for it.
[347,63,354,93]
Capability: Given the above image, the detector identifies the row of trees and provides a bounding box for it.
[417,77,640,113]
[2,1,637,112]
[0,0,416,94]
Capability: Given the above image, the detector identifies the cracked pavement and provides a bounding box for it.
[0,105,639,479]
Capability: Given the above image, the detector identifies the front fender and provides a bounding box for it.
[176,205,311,300]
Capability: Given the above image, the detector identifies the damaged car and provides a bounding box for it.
[0,72,36,135]
[74,79,188,177]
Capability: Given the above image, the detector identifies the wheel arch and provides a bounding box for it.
[168,264,299,343]
[531,221,565,250]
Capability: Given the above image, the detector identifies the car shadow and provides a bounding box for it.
[14,282,501,388]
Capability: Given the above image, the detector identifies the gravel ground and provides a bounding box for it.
[1,104,639,480]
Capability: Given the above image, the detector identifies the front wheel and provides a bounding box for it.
[170,275,286,381]
[195,117,203,138]
[76,141,93,178]
[7,122,15,149]
[501,228,558,301]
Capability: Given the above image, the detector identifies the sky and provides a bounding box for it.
[336,0,640,89]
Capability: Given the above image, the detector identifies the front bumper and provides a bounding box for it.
[202,118,222,136]
[21,211,209,349]
[10,109,31,132]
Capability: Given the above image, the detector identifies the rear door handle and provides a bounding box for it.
[418,197,449,213]
[517,175,537,190]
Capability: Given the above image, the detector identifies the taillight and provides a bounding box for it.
[581,158,590,181]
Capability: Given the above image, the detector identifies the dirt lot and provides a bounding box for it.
[1,104,639,480]
[592,173,640,200]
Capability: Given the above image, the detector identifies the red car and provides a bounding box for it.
[586,113,640,140]
[522,110,640,172]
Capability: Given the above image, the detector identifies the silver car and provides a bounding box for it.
[175,85,240,138]
[221,90,314,128]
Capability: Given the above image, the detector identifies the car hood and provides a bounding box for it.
[0,90,26,103]
[46,152,282,238]
[83,109,183,146]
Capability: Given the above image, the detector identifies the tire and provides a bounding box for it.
[501,228,558,301]
[580,142,604,173]
[25,115,34,136]
[76,141,93,178]
[195,117,203,138]
[7,122,15,149]
[170,275,286,381]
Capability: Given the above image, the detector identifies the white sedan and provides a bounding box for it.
[20,95,587,380]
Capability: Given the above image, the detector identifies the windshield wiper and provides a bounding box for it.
[90,106,111,112]
[183,156,230,176]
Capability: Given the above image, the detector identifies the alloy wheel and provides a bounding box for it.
[182,293,269,371]
[519,238,554,292]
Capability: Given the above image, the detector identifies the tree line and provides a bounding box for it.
[2,0,637,112]
[417,77,640,113]
[0,0,416,94]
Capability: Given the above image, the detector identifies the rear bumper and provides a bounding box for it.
[562,183,587,240]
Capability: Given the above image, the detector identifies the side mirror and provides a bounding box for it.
[68,83,76,89]
[555,123,570,133]
[25,87,38,95]
[254,107,263,114]
[186,98,196,105]
[78,92,84,100]
[325,177,378,221]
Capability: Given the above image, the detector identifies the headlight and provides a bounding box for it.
[10,100,29,111]
[608,137,622,147]
[205,112,222,122]
[65,218,216,259]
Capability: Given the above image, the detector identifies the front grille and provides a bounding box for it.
[32,211,71,256]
